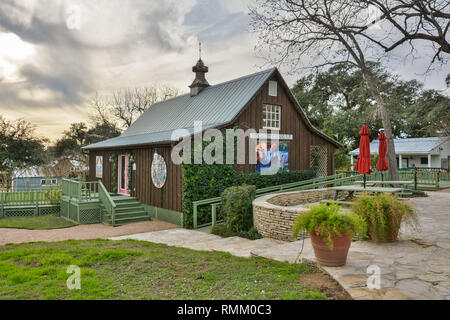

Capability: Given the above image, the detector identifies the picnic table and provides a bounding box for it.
[330,185,403,201]
[354,180,413,186]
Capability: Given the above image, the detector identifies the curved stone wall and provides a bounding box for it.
[253,188,337,242]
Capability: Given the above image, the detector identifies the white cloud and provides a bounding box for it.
[0,32,35,81]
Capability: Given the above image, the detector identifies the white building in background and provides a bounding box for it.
[350,137,450,169]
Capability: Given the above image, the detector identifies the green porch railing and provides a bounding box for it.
[192,173,362,229]
[0,189,60,218]
[336,169,442,187]
[61,179,99,201]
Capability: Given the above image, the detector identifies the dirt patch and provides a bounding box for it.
[0,220,179,246]
[298,270,352,300]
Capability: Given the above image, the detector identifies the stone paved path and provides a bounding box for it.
[111,191,450,300]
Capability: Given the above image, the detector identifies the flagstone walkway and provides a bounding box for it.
[111,190,450,300]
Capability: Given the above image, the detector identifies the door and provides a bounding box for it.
[118,154,130,195]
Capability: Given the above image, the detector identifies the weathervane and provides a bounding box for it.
[199,42,202,60]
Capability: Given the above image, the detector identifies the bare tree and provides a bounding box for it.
[250,0,402,180]
[90,84,180,129]
[360,0,450,63]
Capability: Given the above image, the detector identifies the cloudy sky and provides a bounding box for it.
[0,0,448,141]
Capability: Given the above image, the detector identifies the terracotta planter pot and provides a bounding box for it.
[310,232,352,267]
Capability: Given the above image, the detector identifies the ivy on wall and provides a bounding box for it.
[181,128,316,228]
[111,153,119,193]
[128,154,135,193]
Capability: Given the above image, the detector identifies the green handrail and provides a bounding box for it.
[98,180,116,226]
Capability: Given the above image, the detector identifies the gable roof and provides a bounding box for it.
[84,67,341,150]
[349,137,449,155]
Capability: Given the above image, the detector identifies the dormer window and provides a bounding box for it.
[262,104,281,130]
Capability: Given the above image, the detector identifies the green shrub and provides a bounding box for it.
[211,224,262,240]
[237,227,262,240]
[221,184,256,233]
[351,193,418,243]
[211,224,236,238]
[293,202,367,249]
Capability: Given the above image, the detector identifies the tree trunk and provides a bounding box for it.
[363,70,399,181]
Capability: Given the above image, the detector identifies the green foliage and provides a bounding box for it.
[291,63,449,150]
[54,122,121,164]
[351,193,418,243]
[237,227,263,240]
[293,202,367,249]
[211,224,263,240]
[182,166,315,228]
[181,127,315,228]
[0,215,75,230]
[111,154,118,193]
[0,116,48,190]
[221,184,256,233]
[44,186,62,207]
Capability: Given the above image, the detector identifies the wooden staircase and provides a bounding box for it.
[101,196,149,226]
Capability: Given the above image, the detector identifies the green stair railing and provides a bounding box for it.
[98,180,116,225]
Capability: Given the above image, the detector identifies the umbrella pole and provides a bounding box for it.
[363,174,366,189]
[381,172,384,182]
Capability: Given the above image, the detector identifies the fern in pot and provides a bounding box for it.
[293,202,366,267]
[352,193,418,243]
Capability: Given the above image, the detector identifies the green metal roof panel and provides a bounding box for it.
[84,68,275,149]
[121,68,276,137]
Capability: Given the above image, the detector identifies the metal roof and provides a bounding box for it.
[350,137,449,155]
[84,68,276,150]
[84,67,342,150]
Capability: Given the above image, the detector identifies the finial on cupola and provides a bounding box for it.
[189,42,210,96]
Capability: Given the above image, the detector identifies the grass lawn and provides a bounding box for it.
[0,239,349,300]
[0,215,76,230]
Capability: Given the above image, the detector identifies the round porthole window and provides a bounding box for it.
[151,152,167,188]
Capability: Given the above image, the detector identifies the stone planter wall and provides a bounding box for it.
[253,188,339,242]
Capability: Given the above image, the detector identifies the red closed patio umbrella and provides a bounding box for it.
[355,124,373,188]
[376,131,389,181]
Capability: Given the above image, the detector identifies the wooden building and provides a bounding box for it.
[84,60,342,218]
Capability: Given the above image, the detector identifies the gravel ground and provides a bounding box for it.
[0,221,178,246]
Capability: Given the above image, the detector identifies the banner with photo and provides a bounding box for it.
[95,156,103,178]
[256,142,289,174]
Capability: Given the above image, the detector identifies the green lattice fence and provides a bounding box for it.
[0,189,60,219]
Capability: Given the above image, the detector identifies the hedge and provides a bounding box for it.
[182,163,315,228]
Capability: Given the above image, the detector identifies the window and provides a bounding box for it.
[420,157,428,165]
[51,179,57,185]
[41,179,46,185]
[268,80,278,96]
[262,104,281,130]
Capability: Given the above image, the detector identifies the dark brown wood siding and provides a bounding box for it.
[88,71,338,212]
[88,145,182,213]
[231,73,336,175]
